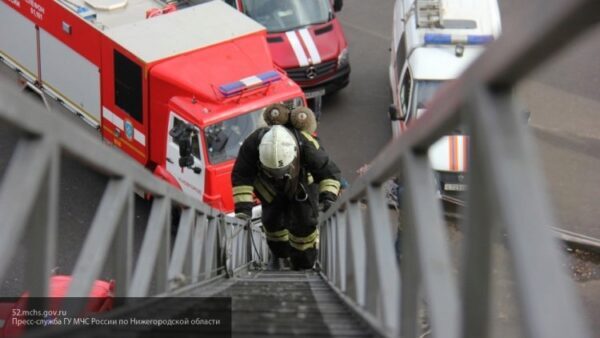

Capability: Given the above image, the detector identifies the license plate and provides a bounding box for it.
[444,183,467,191]
[305,89,325,99]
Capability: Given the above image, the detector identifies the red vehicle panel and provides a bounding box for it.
[228,0,350,96]
[3,0,102,65]
[1,0,305,212]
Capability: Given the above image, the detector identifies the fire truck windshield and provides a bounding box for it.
[204,107,268,164]
[242,0,332,33]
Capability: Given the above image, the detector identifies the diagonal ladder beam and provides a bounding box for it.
[67,178,132,298]
[0,137,59,297]
[129,196,171,297]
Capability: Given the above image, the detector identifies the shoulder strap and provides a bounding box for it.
[257,126,269,140]
[291,128,303,162]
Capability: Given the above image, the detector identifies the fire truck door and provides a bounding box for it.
[166,113,206,201]
[0,1,38,81]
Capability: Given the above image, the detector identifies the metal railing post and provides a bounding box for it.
[365,184,400,334]
[334,210,347,292]
[329,217,337,285]
[403,151,459,338]
[113,179,133,298]
[168,208,195,290]
[201,215,218,279]
[191,213,208,283]
[345,201,366,307]
[460,94,496,338]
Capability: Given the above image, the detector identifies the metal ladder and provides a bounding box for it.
[0,0,598,336]
[47,270,375,337]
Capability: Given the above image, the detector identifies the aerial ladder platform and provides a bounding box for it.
[0,0,598,336]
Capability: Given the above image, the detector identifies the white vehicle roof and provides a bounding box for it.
[404,0,501,80]
[58,0,265,63]
[410,47,482,80]
[438,0,501,35]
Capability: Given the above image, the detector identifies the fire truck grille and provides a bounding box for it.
[285,60,337,82]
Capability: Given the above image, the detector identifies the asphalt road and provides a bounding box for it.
[318,1,394,182]
[497,0,600,240]
[1,0,600,330]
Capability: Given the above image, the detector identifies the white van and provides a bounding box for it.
[388,0,502,193]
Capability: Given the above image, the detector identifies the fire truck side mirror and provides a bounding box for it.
[170,123,197,169]
[178,155,194,169]
[178,137,192,158]
[333,0,343,12]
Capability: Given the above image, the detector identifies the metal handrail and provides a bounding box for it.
[318,0,599,337]
[0,82,268,303]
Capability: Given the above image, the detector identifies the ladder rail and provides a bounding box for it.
[0,82,268,302]
[318,0,599,336]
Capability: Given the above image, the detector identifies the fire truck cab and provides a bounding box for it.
[224,0,350,103]
[0,0,305,211]
[388,0,501,193]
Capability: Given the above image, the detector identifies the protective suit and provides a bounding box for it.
[232,105,341,269]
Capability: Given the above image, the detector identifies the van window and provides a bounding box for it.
[400,70,412,116]
[114,50,143,123]
[242,0,331,33]
[395,33,406,82]
[442,19,477,29]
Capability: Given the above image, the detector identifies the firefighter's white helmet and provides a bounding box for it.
[259,126,298,176]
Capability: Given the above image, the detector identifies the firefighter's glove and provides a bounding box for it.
[319,192,337,213]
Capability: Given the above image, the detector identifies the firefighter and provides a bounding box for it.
[232,105,341,270]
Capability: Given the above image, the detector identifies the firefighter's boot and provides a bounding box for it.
[290,248,317,270]
[281,257,292,270]
[267,255,280,271]
[267,255,293,271]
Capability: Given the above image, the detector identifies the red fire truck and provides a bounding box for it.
[0,0,305,212]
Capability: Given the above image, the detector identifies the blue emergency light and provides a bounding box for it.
[219,70,281,97]
[424,33,494,45]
